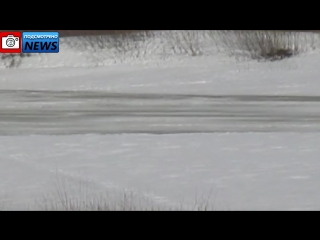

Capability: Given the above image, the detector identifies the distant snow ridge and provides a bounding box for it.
[0,30,319,69]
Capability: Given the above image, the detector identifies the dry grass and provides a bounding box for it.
[40,191,157,211]
[164,30,205,56]
[38,192,217,211]
[1,30,319,68]
[211,30,320,61]
[0,173,220,211]
[66,30,320,59]
[36,182,214,211]
[33,173,167,211]
[64,31,154,60]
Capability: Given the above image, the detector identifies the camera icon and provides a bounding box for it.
[2,35,20,49]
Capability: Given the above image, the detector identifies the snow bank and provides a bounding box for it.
[1,31,319,70]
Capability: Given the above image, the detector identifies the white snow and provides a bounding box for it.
[2,133,320,210]
[1,31,320,210]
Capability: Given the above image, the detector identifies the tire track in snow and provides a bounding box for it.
[2,91,320,135]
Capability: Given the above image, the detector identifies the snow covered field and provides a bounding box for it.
[1,31,320,210]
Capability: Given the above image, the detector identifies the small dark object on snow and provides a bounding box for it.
[260,48,296,61]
